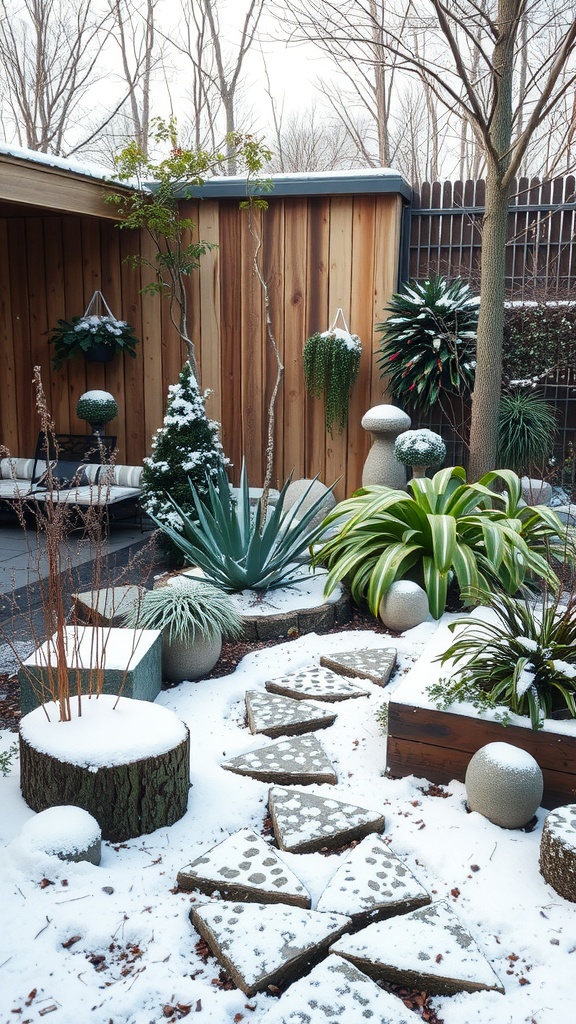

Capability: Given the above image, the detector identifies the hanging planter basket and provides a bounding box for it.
[303,309,362,434]
[48,291,139,370]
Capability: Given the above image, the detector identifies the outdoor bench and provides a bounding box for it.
[0,433,143,523]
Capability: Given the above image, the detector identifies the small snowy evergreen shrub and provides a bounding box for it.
[431,588,576,730]
[303,328,362,434]
[141,362,228,541]
[394,429,446,468]
[76,391,118,426]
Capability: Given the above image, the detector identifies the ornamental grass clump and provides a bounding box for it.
[303,327,362,433]
[431,588,576,730]
[497,390,557,477]
[122,579,243,643]
[376,275,478,414]
[154,462,335,592]
[314,466,568,619]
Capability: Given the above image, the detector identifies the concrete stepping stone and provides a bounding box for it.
[269,786,385,854]
[258,954,411,1023]
[316,834,430,925]
[246,690,337,737]
[190,900,351,997]
[177,829,310,907]
[320,647,397,687]
[222,736,337,785]
[331,900,505,996]
[266,666,369,702]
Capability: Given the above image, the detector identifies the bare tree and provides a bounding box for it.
[0,0,117,154]
[173,0,265,171]
[268,104,368,172]
[109,0,163,156]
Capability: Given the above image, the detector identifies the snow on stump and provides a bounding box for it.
[18,806,102,865]
[19,696,190,843]
[540,804,576,902]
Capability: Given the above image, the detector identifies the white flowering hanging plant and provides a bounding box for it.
[303,310,362,434]
[49,292,139,369]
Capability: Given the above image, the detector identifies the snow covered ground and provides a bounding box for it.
[0,619,574,1024]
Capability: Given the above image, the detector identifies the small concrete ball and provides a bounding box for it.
[379,580,429,632]
[20,805,102,864]
[465,742,544,829]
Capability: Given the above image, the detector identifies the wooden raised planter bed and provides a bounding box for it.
[387,701,576,810]
[386,616,576,810]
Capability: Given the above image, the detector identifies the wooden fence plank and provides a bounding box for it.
[0,218,18,451]
[305,197,330,483]
[283,198,308,483]
[198,200,222,427]
[348,195,376,493]
[326,197,353,499]
[219,201,243,480]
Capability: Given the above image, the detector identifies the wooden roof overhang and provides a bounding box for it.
[0,150,133,219]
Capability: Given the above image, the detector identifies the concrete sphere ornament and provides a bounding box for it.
[465,742,543,829]
[379,580,429,632]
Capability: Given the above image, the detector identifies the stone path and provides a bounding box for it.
[246,690,337,737]
[182,650,506,1013]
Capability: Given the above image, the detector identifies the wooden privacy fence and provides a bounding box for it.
[0,166,408,501]
[410,175,576,296]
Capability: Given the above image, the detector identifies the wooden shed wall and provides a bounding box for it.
[0,190,403,500]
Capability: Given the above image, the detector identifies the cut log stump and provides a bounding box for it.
[19,696,190,843]
[539,804,576,902]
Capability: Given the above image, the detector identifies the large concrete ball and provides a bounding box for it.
[379,580,429,632]
[465,742,544,829]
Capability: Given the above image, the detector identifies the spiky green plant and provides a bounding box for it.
[303,329,361,434]
[376,276,478,413]
[314,466,567,619]
[123,579,243,643]
[432,587,576,730]
[497,390,557,476]
[154,462,336,592]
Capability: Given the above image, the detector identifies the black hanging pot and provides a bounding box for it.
[86,342,115,364]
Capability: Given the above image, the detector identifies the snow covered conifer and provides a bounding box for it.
[141,362,228,539]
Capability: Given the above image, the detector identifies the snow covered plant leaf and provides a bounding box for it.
[153,463,336,592]
[434,588,576,729]
[314,467,563,620]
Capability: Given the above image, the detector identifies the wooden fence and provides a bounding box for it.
[0,178,405,500]
[410,175,576,296]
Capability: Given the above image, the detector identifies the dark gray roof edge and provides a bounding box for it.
[169,169,412,202]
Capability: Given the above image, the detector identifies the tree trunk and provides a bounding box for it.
[467,164,510,480]
[20,728,190,842]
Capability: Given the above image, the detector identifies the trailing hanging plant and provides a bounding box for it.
[303,311,362,434]
[376,276,478,415]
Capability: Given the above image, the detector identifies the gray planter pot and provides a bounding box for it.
[162,630,222,684]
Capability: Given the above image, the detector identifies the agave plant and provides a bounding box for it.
[314,466,568,619]
[376,275,478,414]
[433,588,576,729]
[153,463,336,592]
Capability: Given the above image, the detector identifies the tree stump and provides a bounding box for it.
[539,804,576,902]
[19,696,190,843]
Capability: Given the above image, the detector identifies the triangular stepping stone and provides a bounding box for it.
[266,666,369,702]
[269,787,385,854]
[320,647,397,687]
[222,736,337,785]
[190,900,351,997]
[258,954,412,1024]
[246,690,337,737]
[331,901,505,996]
[316,834,430,925]
[177,829,310,907]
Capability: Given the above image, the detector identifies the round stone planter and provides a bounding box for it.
[19,696,190,842]
[162,631,223,684]
[239,590,352,642]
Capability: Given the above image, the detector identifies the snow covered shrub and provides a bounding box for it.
[431,588,576,730]
[394,429,446,469]
[141,362,228,548]
[303,328,362,434]
[76,391,118,427]
[376,276,478,414]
